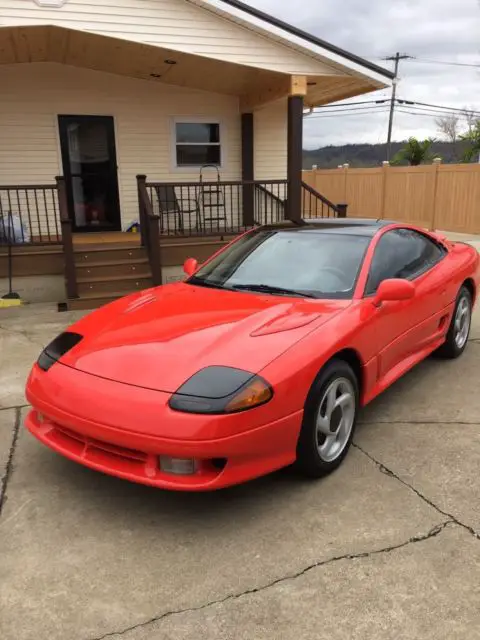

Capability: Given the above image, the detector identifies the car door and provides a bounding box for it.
[360,228,448,381]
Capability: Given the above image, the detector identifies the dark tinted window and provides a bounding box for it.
[366,229,446,295]
[189,229,371,299]
[175,123,221,167]
[176,123,220,144]
[176,145,221,166]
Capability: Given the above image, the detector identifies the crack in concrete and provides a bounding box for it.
[89,520,452,640]
[0,404,28,413]
[353,443,480,541]
[0,407,21,519]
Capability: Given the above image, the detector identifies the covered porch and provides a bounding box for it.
[0,24,383,307]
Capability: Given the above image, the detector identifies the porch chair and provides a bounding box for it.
[154,185,200,234]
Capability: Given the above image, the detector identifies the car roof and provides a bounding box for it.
[260,218,394,237]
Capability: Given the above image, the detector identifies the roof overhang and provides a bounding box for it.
[0,25,387,109]
[189,0,393,87]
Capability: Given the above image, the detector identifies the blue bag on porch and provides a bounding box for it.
[0,211,30,244]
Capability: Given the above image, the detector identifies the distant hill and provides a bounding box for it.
[302,141,472,169]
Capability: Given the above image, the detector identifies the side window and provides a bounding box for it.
[174,121,221,167]
[366,229,446,295]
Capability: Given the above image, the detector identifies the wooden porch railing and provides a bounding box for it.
[55,176,78,299]
[141,177,289,237]
[254,183,286,224]
[301,181,347,219]
[0,183,61,244]
[137,175,162,286]
[0,179,80,300]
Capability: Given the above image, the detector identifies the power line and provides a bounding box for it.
[309,104,390,115]
[310,107,475,121]
[397,99,480,116]
[308,105,474,120]
[396,109,462,119]
[408,57,480,69]
[401,108,476,119]
[309,108,460,120]
[313,99,390,109]
[307,109,390,119]
[312,99,480,118]
[396,108,479,120]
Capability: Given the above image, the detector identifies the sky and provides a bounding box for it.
[246,0,480,149]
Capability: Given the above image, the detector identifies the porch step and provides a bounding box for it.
[74,245,147,265]
[67,240,153,310]
[76,258,150,279]
[77,273,152,295]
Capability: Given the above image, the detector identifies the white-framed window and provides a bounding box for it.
[172,119,222,168]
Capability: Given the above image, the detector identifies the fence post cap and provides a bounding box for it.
[433,157,442,164]
[136,174,147,180]
[342,163,350,168]
[382,161,390,166]
[337,165,343,169]
[312,164,317,170]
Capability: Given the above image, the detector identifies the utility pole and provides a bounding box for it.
[384,52,412,160]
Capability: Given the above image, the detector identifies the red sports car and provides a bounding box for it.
[25,219,479,491]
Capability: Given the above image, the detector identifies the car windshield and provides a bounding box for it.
[188,229,370,299]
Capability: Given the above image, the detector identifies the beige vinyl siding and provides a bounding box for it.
[254,100,288,181]
[0,62,243,232]
[0,0,340,75]
[254,100,288,224]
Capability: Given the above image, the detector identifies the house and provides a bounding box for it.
[0,0,392,309]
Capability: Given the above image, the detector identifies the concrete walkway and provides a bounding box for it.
[1,298,480,638]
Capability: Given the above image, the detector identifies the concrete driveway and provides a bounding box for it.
[1,297,480,639]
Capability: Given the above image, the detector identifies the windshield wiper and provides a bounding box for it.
[188,276,226,290]
[232,284,317,298]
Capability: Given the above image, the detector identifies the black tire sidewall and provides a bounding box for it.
[443,286,472,358]
[296,359,359,477]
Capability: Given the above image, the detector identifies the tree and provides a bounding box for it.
[436,114,459,159]
[436,114,459,142]
[463,108,479,135]
[391,137,437,166]
[460,121,480,163]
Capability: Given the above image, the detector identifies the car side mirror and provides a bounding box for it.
[183,258,198,276]
[373,278,415,306]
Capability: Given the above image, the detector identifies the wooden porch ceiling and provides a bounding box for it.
[0,25,379,108]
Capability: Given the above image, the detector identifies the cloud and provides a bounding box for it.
[247,0,480,147]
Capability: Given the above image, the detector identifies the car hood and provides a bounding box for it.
[59,283,349,392]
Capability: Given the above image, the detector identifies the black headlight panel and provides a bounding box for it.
[37,332,83,371]
[168,366,273,414]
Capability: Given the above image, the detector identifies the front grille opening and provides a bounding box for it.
[54,424,147,464]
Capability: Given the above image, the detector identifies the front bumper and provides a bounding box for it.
[25,363,302,491]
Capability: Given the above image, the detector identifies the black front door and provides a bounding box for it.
[58,115,121,232]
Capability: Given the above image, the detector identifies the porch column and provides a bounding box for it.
[241,113,255,226]
[286,92,305,223]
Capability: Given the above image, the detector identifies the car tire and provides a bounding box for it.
[435,285,472,359]
[295,359,359,479]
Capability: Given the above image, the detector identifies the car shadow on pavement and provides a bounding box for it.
[35,444,309,523]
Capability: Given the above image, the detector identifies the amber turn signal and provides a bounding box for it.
[169,367,273,414]
[225,378,273,412]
